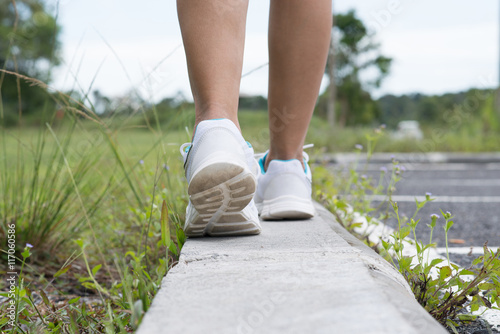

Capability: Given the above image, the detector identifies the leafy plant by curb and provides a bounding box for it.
[313,128,500,332]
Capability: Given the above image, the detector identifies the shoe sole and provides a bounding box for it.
[185,162,260,237]
[257,195,315,221]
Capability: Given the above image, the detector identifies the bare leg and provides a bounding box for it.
[177,0,249,130]
[266,0,332,169]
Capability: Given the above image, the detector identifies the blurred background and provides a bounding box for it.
[2,0,500,151]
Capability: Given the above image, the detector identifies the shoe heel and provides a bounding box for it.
[188,161,256,216]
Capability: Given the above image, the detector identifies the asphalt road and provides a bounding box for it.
[328,159,500,267]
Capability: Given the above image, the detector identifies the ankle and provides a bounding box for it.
[264,150,304,171]
[194,104,239,132]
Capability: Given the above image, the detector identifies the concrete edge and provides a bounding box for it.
[315,203,448,333]
[315,204,413,295]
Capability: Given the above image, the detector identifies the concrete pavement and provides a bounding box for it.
[137,203,447,334]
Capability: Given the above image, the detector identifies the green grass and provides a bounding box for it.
[0,111,190,332]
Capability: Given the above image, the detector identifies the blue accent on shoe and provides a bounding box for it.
[246,141,252,148]
[304,158,308,174]
[184,145,191,153]
[259,153,268,175]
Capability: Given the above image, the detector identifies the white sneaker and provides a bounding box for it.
[255,150,315,220]
[180,119,261,237]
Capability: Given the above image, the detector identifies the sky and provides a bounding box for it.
[49,0,499,102]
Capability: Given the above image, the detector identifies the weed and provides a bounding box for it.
[314,127,500,330]
[387,202,500,330]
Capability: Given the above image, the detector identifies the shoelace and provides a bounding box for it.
[179,141,254,160]
[254,143,314,163]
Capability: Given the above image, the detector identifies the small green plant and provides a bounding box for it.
[385,201,500,330]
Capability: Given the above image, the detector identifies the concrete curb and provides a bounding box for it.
[137,203,447,334]
[318,152,500,164]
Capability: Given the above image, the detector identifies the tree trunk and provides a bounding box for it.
[327,13,336,128]
[496,88,500,116]
[339,98,348,128]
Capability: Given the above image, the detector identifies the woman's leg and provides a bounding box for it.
[177,0,249,130]
[178,1,262,237]
[266,0,332,168]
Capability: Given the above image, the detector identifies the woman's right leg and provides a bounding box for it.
[177,0,249,130]
[266,0,332,166]
[254,0,331,220]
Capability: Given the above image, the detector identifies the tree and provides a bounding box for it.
[326,3,336,127]
[0,0,61,125]
[323,10,392,127]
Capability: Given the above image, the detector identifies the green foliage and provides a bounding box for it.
[377,89,499,129]
[0,0,61,123]
[376,87,500,147]
[478,94,500,133]
[0,0,61,76]
[238,95,267,110]
[139,96,195,130]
